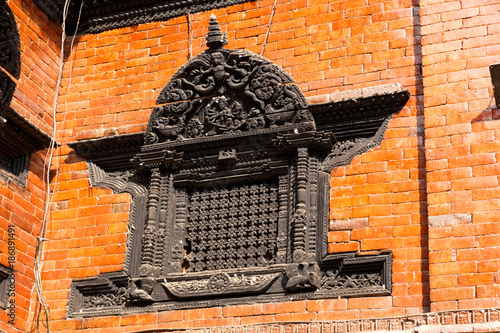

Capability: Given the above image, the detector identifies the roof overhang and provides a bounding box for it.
[35,0,256,34]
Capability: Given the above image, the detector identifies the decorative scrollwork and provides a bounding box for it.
[163,272,280,298]
[35,0,257,34]
[82,287,127,309]
[329,138,366,158]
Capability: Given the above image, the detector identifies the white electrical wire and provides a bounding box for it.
[187,12,192,59]
[30,0,83,331]
[260,0,278,56]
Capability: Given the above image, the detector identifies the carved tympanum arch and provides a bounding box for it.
[68,15,409,316]
[145,17,310,145]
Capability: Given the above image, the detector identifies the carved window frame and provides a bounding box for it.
[68,16,409,317]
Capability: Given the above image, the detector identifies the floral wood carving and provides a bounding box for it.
[83,287,127,309]
[68,15,409,317]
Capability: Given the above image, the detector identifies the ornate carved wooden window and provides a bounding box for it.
[69,16,409,317]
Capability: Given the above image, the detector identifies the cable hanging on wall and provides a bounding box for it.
[187,12,192,59]
[29,0,84,331]
[261,0,278,56]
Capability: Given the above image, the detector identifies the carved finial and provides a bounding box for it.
[206,14,228,49]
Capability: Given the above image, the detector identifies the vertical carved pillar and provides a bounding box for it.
[293,147,308,264]
[286,148,321,291]
[277,174,289,264]
[128,167,161,303]
[140,167,161,277]
[155,173,172,276]
[318,171,330,261]
[169,188,187,273]
[288,163,296,264]
[307,156,318,262]
[161,173,174,275]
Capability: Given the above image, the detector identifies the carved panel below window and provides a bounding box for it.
[68,16,409,317]
[0,264,13,310]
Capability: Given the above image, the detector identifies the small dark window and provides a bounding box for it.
[0,0,25,185]
[0,154,30,186]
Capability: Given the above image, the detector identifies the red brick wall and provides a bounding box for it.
[0,0,61,331]
[420,0,500,312]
